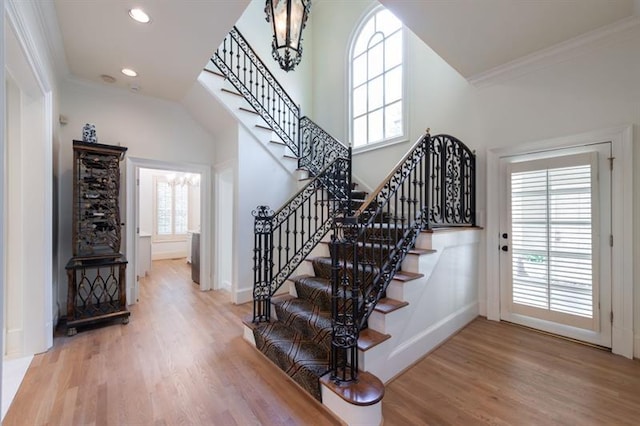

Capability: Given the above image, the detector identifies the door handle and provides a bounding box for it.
[501,245,509,252]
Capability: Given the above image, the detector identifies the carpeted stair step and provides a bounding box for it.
[272,297,333,352]
[311,257,380,287]
[328,241,395,267]
[252,321,329,401]
[291,274,364,313]
[362,223,406,245]
[290,275,332,311]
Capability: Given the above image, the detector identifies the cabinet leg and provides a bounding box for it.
[122,317,130,325]
[67,327,77,337]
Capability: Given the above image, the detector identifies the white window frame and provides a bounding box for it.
[348,5,408,153]
[152,175,190,242]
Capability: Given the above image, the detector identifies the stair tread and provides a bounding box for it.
[221,87,243,97]
[358,328,391,351]
[393,270,424,282]
[255,123,272,131]
[408,248,437,255]
[320,370,384,407]
[422,225,483,233]
[239,106,259,115]
[203,67,225,78]
[374,297,409,314]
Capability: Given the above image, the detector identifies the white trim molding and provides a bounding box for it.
[470,16,640,88]
[486,125,634,358]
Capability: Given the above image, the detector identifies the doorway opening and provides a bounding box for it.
[137,168,202,297]
[125,158,212,305]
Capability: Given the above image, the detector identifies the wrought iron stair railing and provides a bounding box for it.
[253,154,352,322]
[329,131,476,382]
[299,116,350,174]
[211,28,348,179]
[212,26,300,156]
[210,27,355,323]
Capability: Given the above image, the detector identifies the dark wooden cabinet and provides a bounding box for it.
[66,141,130,335]
[191,232,200,284]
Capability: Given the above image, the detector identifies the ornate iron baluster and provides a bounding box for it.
[253,206,274,322]
[211,27,300,157]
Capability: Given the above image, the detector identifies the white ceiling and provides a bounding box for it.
[51,0,637,102]
[380,0,636,79]
[53,0,250,100]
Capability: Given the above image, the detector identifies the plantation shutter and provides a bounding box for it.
[509,153,597,326]
[156,181,172,235]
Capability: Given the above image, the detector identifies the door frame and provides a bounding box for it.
[485,125,633,358]
[125,157,212,303]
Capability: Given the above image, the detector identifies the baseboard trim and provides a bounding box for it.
[383,301,479,383]
[235,287,253,304]
[151,251,187,261]
[634,334,640,359]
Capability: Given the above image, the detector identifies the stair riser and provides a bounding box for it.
[252,324,329,401]
[273,302,332,352]
[293,278,332,311]
[328,244,392,268]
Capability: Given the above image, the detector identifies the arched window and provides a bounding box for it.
[350,7,405,149]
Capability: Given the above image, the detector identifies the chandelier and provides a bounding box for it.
[265,0,311,72]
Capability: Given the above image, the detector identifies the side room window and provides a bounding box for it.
[350,7,405,149]
[154,176,189,240]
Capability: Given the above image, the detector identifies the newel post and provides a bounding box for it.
[329,216,360,383]
[252,205,274,322]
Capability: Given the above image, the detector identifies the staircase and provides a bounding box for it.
[208,27,478,425]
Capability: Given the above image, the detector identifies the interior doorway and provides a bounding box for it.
[136,167,202,299]
[125,158,212,304]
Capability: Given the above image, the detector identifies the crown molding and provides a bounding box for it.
[4,0,65,92]
[32,0,70,80]
[469,15,640,88]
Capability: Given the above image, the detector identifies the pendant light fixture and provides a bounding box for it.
[265,0,311,72]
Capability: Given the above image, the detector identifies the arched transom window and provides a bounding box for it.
[350,7,404,149]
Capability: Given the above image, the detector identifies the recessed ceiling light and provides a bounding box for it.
[100,74,116,83]
[121,68,138,77]
[128,8,151,24]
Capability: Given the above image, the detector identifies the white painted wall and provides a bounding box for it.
[473,22,640,356]
[139,168,154,235]
[4,2,55,358]
[58,78,216,313]
[0,1,6,401]
[216,167,234,292]
[310,0,639,356]
[309,0,476,190]
[234,125,297,303]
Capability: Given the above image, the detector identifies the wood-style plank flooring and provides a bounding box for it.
[4,259,340,425]
[4,259,640,425]
[383,319,640,425]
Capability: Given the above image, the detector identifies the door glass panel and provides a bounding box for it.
[510,163,594,320]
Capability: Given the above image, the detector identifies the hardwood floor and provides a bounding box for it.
[4,259,640,425]
[3,259,340,425]
[383,318,640,426]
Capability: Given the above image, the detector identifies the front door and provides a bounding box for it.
[499,143,612,347]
